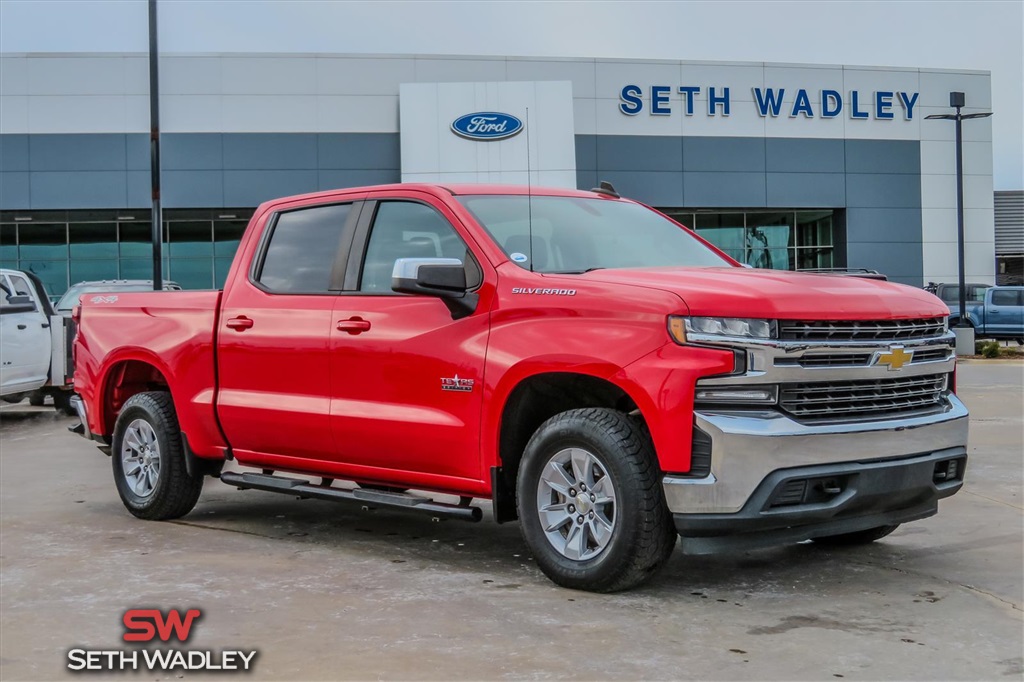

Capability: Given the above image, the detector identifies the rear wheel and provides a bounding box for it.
[111,391,203,520]
[516,408,676,592]
[812,524,900,546]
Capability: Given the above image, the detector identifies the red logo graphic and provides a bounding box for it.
[122,609,202,643]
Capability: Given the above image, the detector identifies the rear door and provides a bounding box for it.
[216,200,362,463]
[0,272,52,394]
[327,194,492,482]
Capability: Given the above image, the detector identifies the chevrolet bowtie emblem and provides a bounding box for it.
[876,346,913,370]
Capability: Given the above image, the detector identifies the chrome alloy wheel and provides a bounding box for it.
[536,447,617,561]
[120,419,161,498]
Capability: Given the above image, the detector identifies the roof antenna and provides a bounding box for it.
[525,106,534,273]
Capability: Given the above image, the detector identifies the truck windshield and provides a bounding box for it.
[457,195,732,273]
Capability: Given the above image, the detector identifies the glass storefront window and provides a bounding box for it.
[670,208,837,272]
[0,209,253,298]
[169,221,214,258]
[18,223,67,260]
[214,258,234,288]
[19,260,68,298]
[70,222,118,259]
[797,211,833,248]
[71,259,119,284]
[214,221,247,258]
[1,224,17,262]
[694,213,745,263]
[119,222,161,258]
[119,259,154,280]
[167,258,214,290]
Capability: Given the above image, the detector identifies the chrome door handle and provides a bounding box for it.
[336,318,371,334]
[226,316,254,331]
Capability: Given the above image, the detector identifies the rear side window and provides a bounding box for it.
[991,289,1021,307]
[257,203,353,293]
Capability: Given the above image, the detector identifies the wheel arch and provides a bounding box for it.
[97,350,174,436]
[490,365,649,521]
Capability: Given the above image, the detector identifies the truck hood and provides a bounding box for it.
[574,267,948,319]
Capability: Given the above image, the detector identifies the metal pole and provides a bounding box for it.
[148,0,162,290]
[954,107,966,326]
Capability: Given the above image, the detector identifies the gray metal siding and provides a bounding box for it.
[0,132,401,210]
[995,190,1023,255]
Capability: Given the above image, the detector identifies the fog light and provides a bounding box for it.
[694,385,778,404]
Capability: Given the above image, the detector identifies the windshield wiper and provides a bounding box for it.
[549,267,606,275]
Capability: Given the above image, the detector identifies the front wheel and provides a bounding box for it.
[516,408,676,593]
[812,524,900,546]
[112,391,203,520]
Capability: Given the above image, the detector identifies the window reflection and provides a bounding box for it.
[679,209,837,271]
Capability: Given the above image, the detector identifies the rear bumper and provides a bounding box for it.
[69,395,91,438]
[663,395,969,551]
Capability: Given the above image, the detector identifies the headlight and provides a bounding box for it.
[668,316,777,342]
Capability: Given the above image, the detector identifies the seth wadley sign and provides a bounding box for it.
[619,85,920,120]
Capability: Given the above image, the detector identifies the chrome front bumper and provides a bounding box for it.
[663,393,969,515]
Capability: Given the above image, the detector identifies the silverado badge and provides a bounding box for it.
[875,345,913,371]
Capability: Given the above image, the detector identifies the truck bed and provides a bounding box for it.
[73,290,227,457]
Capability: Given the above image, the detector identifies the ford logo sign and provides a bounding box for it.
[451,112,523,141]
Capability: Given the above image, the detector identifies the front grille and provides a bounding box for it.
[779,373,949,422]
[775,347,953,368]
[779,317,946,342]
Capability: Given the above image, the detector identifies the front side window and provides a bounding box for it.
[359,202,476,293]
[257,203,352,293]
[457,195,731,273]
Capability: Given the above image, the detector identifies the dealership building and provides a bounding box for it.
[0,52,996,296]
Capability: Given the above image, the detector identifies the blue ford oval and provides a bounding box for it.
[451,112,523,141]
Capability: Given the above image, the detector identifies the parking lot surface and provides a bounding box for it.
[1,362,1021,680]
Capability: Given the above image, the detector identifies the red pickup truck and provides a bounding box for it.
[71,183,968,592]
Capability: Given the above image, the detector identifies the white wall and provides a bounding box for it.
[399,81,576,188]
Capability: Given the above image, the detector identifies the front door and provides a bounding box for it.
[216,201,360,463]
[0,273,52,395]
[329,197,490,483]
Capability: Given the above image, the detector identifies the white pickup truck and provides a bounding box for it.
[0,268,76,413]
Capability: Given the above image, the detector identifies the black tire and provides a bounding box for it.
[52,391,76,416]
[28,392,45,407]
[516,408,676,592]
[111,391,203,520]
[812,524,900,546]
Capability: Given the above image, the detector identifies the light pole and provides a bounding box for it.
[925,92,992,355]
[148,0,163,290]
